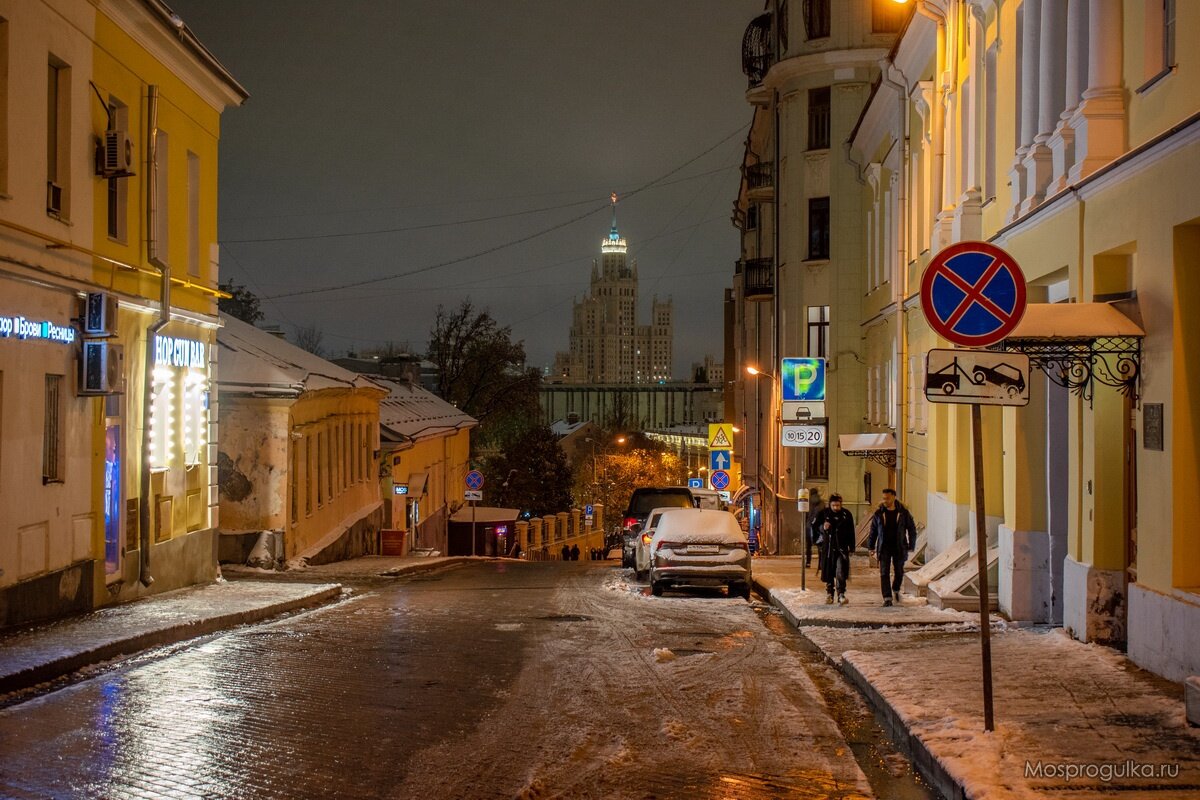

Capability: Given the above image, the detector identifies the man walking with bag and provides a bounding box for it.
[867,488,917,606]
[813,494,855,605]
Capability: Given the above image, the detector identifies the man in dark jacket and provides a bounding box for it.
[813,494,855,605]
[867,488,918,606]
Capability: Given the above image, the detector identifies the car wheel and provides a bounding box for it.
[942,381,956,395]
[973,369,987,385]
[635,567,647,581]
[651,580,664,597]
[739,583,752,600]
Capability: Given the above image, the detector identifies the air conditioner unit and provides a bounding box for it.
[83,292,119,337]
[79,341,125,395]
[99,130,135,177]
[47,181,64,216]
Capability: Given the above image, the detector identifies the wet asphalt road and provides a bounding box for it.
[0,561,934,799]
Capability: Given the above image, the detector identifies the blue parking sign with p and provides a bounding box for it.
[781,357,826,402]
[688,478,703,490]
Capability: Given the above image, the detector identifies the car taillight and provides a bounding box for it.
[655,540,680,552]
[641,533,653,545]
[623,517,638,529]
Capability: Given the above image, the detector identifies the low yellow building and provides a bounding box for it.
[845,0,1200,682]
[215,314,386,565]
[377,378,475,555]
[0,0,243,626]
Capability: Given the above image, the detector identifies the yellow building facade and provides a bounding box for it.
[846,0,1199,682]
[0,0,243,625]
[378,378,476,555]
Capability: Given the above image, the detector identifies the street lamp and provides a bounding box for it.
[746,364,788,577]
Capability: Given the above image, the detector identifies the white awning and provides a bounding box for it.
[1007,303,1144,340]
[406,472,428,497]
[838,433,897,453]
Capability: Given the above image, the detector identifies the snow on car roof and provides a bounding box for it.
[653,508,743,540]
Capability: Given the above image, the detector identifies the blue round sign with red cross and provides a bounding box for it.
[920,241,1027,348]
[465,470,485,490]
[709,470,731,491]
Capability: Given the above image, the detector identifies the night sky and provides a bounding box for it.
[170,0,761,374]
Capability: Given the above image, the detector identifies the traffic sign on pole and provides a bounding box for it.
[710,450,732,471]
[687,477,704,490]
[709,470,731,491]
[920,241,1027,348]
[465,470,485,490]
[708,423,734,449]
[925,349,1031,406]
[780,357,826,402]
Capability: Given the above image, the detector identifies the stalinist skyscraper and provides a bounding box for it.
[552,195,673,384]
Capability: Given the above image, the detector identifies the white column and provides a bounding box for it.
[1022,0,1067,213]
[1008,0,1041,222]
[1069,0,1126,182]
[1050,0,1090,192]
[955,5,986,241]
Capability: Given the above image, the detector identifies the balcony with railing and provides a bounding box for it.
[745,161,774,201]
[742,257,774,301]
[741,13,773,88]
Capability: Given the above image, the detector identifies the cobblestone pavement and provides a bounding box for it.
[0,561,928,799]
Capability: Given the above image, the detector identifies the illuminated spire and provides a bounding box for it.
[602,191,627,253]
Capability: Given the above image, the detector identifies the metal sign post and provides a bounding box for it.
[970,403,995,732]
[920,241,1028,734]
[465,470,485,557]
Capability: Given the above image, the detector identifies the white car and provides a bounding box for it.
[647,508,752,599]
[633,507,676,580]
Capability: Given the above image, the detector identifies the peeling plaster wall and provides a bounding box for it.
[217,398,290,533]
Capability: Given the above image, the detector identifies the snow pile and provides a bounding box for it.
[653,647,677,663]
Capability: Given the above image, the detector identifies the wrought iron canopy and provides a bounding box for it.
[996,335,1142,402]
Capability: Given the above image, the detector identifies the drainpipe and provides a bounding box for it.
[768,0,783,556]
[138,84,170,588]
[881,61,912,498]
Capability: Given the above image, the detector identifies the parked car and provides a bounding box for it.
[647,508,752,599]
[621,487,695,567]
[673,486,725,511]
[633,507,676,580]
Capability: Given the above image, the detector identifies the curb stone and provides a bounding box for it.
[752,574,968,800]
[0,583,343,695]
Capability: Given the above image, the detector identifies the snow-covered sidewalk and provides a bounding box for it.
[752,555,973,627]
[0,580,342,696]
[753,556,1200,798]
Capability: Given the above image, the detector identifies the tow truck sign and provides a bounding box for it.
[924,349,1031,406]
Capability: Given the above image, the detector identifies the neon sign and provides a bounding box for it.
[0,315,75,344]
[154,335,206,369]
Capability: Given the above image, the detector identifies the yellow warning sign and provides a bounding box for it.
[708,423,734,450]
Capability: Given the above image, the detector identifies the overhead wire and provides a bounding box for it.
[258,123,748,300]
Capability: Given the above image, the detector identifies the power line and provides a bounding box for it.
[219,163,736,239]
[259,124,748,301]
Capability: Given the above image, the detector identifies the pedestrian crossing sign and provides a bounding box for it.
[708,423,734,449]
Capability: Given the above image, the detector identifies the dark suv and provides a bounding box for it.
[620,487,695,567]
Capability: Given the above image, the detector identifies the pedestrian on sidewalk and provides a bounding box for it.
[805,489,826,570]
[813,494,855,605]
[867,488,917,606]
[561,544,571,561]
[570,544,580,561]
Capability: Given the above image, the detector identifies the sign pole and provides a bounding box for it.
[471,500,477,558]
[971,402,995,732]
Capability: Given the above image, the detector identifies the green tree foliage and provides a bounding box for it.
[427,300,541,452]
[218,280,264,325]
[482,424,573,517]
